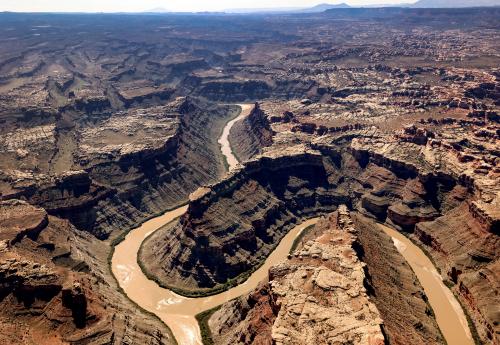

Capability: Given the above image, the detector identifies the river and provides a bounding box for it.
[112,208,319,345]
[378,223,473,345]
[218,103,253,170]
[111,104,473,345]
[112,104,320,345]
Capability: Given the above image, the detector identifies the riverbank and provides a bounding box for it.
[218,104,253,171]
[110,104,251,345]
[111,102,475,345]
[112,104,323,345]
[112,207,320,345]
[378,223,474,345]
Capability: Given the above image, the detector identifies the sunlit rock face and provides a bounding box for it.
[0,200,173,345]
[208,207,443,345]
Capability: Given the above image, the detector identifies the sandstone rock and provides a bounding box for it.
[61,282,87,328]
[210,209,386,345]
[228,103,274,162]
[0,200,48,245]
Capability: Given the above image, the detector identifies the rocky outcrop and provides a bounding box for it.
[208,283,276,345]
[0,200,174,344]
[269,207,385,345]
[0,170,113,238]
[0,259,62,307]
[228,103,274,162]
[72,95,111,113]
[353,214,445,345]
[414,203,500,343]
[1,98,235,238]
[140,136,475,291]
[0,199,49,245]
[116,83,175,108]
[208,207,386,345]
[140,146,347,291]
[61,282,87,329]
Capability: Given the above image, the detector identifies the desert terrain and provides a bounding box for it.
[0,7,498,345]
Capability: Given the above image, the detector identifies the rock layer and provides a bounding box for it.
[143,122,499,343]
[228,103,274,162]
[1,98,235,238]
[208,207,390,345]
[0,200,174,345]
[140,146,346,291]
[353,214,445,345]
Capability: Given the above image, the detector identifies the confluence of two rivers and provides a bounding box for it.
[111,104,473,345]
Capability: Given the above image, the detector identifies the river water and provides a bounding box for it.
[112,209,319,345]
[111,104,473,345]
[111,104,319,345]
[378,223,473,345]
[218,103,253,170]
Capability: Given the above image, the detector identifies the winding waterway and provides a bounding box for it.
[378,223,473,345]
[112,209,319,345]
[112,104,473,345]
[112,104,318,345]
[218,103,253,170]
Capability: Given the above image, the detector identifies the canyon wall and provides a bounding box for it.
[140,146,346,292]
[353,214,445,345]
[228,103,274,162]
[0,200,174,344]
[141,132,499,343]
[1,98,236,239]
[182,79,316,103]
[140,140,461,292]
[207,207,443,345]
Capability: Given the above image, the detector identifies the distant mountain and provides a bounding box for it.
[300,3,351,12]
[362,3,413,7]
[411,0,500,7]
[224,7,302,13]
[225,2,350,14]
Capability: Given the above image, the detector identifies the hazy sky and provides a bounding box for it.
[1,1,414,12]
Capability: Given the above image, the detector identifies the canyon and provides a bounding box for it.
[0,7,498,345]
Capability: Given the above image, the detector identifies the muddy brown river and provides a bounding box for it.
[378,223,473,345]
[218,103,253,170]
[111,104,318,344]
[112,209,319,345]
[111,104,473,345]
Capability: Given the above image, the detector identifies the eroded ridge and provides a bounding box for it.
[209,206,386,345]
[140,146,342,293]
[0,199,173,344]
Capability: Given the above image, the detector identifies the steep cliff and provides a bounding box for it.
[347,129,500,344]
[1,98,237,238]
[0,200,174,345]
[228,103,274,162]
[141,124,499,343]
[208,207,439,345]
[182,78,316,103]
[414,203,499,343]
[140,139,464,293]
[353,214,445,345]
[140,146,347,292]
